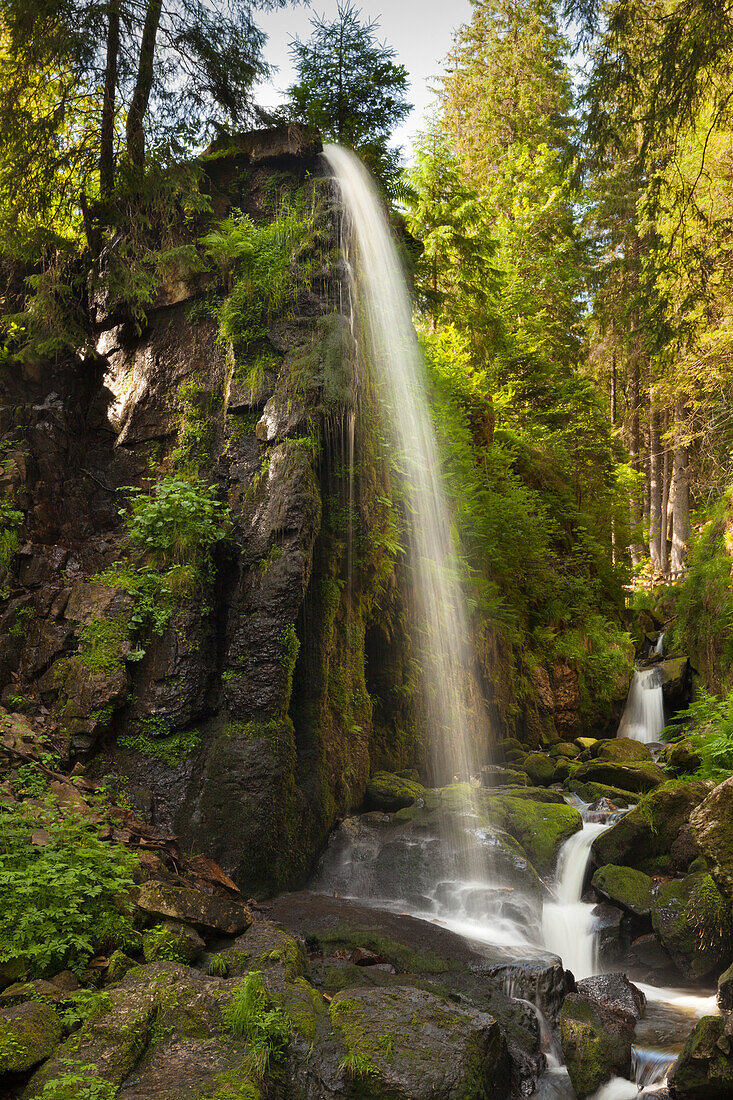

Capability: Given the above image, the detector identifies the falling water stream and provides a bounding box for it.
[320,148,715,1098]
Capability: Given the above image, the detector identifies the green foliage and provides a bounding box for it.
[38,1070,117,1100]
[0,796,138,977]
[665,689,733,782]
[201,199,315,348]
[77,616,129,675]
[122,475,229,571]
[0,494,23,596]
[223,972,291,1081]
[208,953,230,977]
[118,723,201,768]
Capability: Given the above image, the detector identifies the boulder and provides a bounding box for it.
[660,656,692,706]
[665,739,702,775]
[222,920,308,980]
[565,779,638,807]
[135,881,252,935]
[480,765,530,787]
[592,864,655,917]
[717,961,733,1012]
[590,738,653,762]
[575,973,646,1025]
[364,771,425,812]
[572,759,666,793]
[328,985,509,1099]
[591,903,625,963]
[552,758,572,783]
[560,991,634,1098]
[592,781,709,873]
[627,932,674,974]
[690,777,733,905]
[550,742,579,759]
[520,752,555,787]
[142,920,205,964]
[668,1015,733,1099]
[0,1001,62,1073]
[575,737,598,752]
[488,794,583,874]
[651,873,732,981]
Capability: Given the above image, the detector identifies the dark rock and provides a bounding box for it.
[575,972,646,1025]
[572,759,666,793]
[481,764,530,787]
[668,1015,733,1098]
[660,656,692,707]
[628,932,674,973]
[488,792,583,874]
[591,903,624,963]
[142,920,205,964]
[135,882,252,936]
[592,864,655,917]
[0,1000,62,1073]
[717,961,733,1012]
[49,970,78,992]
[106,950,138,984]
[651,873,732,981]
[565,779,638,807]
[560,991,634,1098]
[364,770,425,812]
[666,739,702,775]
[690,777,733,905]
[222,919,308,980]
[550,742,578,759]
[592,780,709,872]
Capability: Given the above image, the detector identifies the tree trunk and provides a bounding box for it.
[100,0,120,198]
[126,0,163,169]
[671,398,690,576]
[659,407,671,576]
[629,346,645,564]
[610,352,617,564]
[649,386,661,571]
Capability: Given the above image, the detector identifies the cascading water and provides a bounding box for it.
[322,144,488,789]
[616,666,665,743]
[542,821,608,979]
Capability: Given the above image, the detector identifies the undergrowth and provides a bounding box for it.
[223,971,291,1081]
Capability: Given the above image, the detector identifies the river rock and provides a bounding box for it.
[651,873,732,981]
[520,752,555,786]
[592,864,655,917]
[572,759,666,793]
[592,902,625,962]
[590,737,653,763]
[565,779,638,807]
[627,932,674,974]
[481,765,530,787]
[668,1015,733,1098]
[665,739,702,775]
[488,794,583,874]
[592,780,709,873]
[560,990,634,1098]
[550,742,579,758]
[717,961,733,1011]
[365,770,425,812]
[142,920,205,964]
[660,655,692,707]
[328,985,509,1099]
[0,1001,62,1073]
[575,973,646,1024]
[689,777,733,904]
[135,881,252,935]
[221,919,308,979]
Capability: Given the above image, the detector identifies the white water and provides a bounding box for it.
[617,666,665,743]
[323,144,487,788]
[542,822,608,979]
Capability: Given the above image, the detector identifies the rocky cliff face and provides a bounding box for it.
[0,129,418,895]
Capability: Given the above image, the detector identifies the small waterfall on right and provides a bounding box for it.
[616,666,665,743]
[542,821,608,979]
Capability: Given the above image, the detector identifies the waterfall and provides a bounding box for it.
[617,666,665,743]
[542,822,607,979]
[322,144,488,786]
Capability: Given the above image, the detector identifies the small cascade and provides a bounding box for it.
[617,666,665,743]
[631,1046,676,1089]
[503,980,562,1070]
[652,630,665,656]
[542,822,608,979]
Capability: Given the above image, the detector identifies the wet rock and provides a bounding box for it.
[494,786,567,804]
[572,759,666,793]
[590,737,653,762]
[565,779,638,807]
[328,985,509,1099]
[591,902,624,963]
[651,872,732,981]
[665,739,702,775]
[627,932,674,973]
[560,991,634,1098]
[717,960,733,1012]
[575,973,646,1025]
[142,920,205,964]
[135,881,252,935]
[0,1000,62,1073]
[668,1015,733,1098]
[660,656,692,707]
[520,752,555,787]
[552,758,572,783]
[592,864,655,917]
[481,765,530,786]
[221,919,308,980]
[365,770,425,812]
[488,793,583,874]
[592,780,709,873]
[689,777,733,905]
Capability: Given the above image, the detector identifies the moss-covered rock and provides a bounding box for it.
[364,770,425,812]
[552,758,571,783]
[690,777,733,905]
[718,960,733,1012]
[559,992,633,1098]
[221,920,308,981]
[480,764,530,787]
[592,864,654,917]
[665,738,702,775]
[572,759,665,793]
[550,742,579,759]
[520,752,555,787]
[106,950,138,984]
[590,737,653,763]
[135,881,252,935]
[565,779,638,807]
[489,795,583,874]
[0,1001,62,1073]
[574,737,598,751]
[142,920,205,964]
[328,984,509,1099]
[592,780,709,872]
[651,873,732,981]
[668,1015,733,1098]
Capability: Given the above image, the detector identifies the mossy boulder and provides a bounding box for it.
[364,770,425,812]
[328,985,509,1099]
[690,777,733,905]
[552,758,572,783]
[106,951,138,984]
[574,737,598,752]
[550,742,578,759]
[142,920,205,964]
[592,780,709,872]
[480,764,530,787]
[592,864,655,917]
[668,1015,733,1098]
[660,655,692,705]
[718,960,733,1012]
[559,991,633,1098]
[665,738,702,775]
[0,1001,62,1072]
[565,779,638,807]
[651,872,732,981]
[221,919,308,980]
[520,752,555,787]
[572,758,665,793]
[489,794,583,874]
[135,881,252,935]
[590,737,653,763]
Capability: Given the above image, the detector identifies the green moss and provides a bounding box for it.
[592,864,654,916]
[77,615,128,676]
[364,771,425,812]
[318,928,452,976]
[489,794,583,874]
[118,724,201,767]
[142,924,193,964]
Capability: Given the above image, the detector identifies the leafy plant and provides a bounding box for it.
[0,797,139,976]
[223,971,291,1081]
[39,1070,117,1100]
[122,475,229,571]
[665,688,733,781]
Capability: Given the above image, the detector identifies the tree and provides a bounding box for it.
[286,1,411,194]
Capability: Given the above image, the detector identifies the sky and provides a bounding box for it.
[253,0,474,156]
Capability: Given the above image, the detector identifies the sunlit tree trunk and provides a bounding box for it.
[649,386,661,571]
[629,346,645,564]
[100,0,120,199]
[671,398,690,576]
[659,407,671,576]
[126,0,163,169]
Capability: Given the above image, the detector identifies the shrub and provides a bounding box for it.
[665,688,733,781]
[0,796,139,976]
[122,475,229,571]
